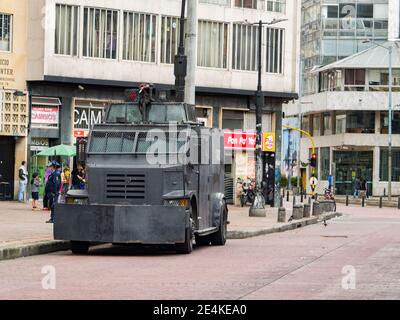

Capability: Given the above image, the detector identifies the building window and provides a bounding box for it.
[346,111,375,133]
[266,28,284,74]
[83,7,118,59]
[267,0,286,13]
[380,111,400,134]
[200,0,230,6]
[344,69,365,91]
[312,114,320,137]
[123,11,157,63]
[160,16,180,64]
[235,0,257,9]
[222,110,244,130]
[55,4,79,56]
[320,147,330,180]
[198,20,228,69]
[323,113,332,135]
[232,24,259,71]
[335,112,346,134]
[0,13,12,52]
[380,148,400,182]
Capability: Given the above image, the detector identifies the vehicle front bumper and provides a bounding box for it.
[54,204,188,244]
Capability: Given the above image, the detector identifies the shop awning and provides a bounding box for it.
[31,96,61,106]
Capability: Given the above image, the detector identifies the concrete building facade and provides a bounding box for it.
[0,0,29,199]
[285,42,400,197]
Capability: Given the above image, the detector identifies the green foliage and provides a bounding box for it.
[280,174,288,188]
[290,176,298,187]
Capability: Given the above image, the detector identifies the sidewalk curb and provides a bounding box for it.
[0,240,70,262]
[227,212,342,240]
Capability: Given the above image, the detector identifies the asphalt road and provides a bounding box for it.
[1,204,400,300]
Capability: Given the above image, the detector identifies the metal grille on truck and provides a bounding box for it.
[106,174,146,200]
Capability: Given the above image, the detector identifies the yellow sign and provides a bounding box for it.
[262,132,275,152]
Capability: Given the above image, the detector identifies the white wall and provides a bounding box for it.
[28,0,299,95]
[284,91,400,117]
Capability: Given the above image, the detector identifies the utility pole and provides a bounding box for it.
[185,0,197,106]
[249,20,266,217]
[388,45,393,201]
[174,0,187,103]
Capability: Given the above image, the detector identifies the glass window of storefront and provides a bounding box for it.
[379,148,400,182]
[320,147,330,180]
[334,150,373,195]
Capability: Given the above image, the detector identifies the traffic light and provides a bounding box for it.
[310,153,317,168]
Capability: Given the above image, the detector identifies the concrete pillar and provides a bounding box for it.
[293,204,304,220]
[373,146,380,196]
[184,0,198,105]
[60,97,73,145]
[277,207,286,223]
[312,201,321,216]
[303,203,311,218]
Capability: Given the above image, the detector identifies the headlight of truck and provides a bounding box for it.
[164,199,189,207]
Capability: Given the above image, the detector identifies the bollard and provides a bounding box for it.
[312,201,321,216]
[398,197,400,210]
[308,196,311,205]
[379,196,383,208]
[286,190,289,202]
[278,207,286,223]
[300,192,304,203]
[293,204,304,220]
[303,203,311,218]
[362,196,365,207]
[384,188,386,197]
[315,193,318,200]
[346,194,349,206]
[293,195,296,206]
[280,196,283,207]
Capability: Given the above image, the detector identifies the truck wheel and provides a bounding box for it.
[70,241,90,255]
[176,226,193,254]
[211,204,228,246]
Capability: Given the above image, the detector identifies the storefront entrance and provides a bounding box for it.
[0,137,15,199]
[334,150,373,196]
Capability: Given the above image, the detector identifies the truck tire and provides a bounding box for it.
[211,203,228,246]
[71,241,90,255]
[176,210,194,254]
[176,226,193,254]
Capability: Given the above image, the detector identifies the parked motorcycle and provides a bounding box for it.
[237,177,256,207]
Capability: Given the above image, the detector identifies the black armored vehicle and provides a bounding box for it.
[54,91,228,254]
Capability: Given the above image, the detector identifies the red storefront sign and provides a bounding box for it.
[224,131,256,150]
[31,106,59,125]
[73,129,89,138]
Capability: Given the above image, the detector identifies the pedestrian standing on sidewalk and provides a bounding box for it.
[60,166,71,203]
[31,173,41,211]
[18,161,28,202]
[42,163,52,210]
[353,177,360,199]
[45,161,61,224]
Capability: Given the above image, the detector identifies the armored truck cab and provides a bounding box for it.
[54,101,228,254]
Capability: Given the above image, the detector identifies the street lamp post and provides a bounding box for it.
[249,18,287,217]
[363,40,393,201]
